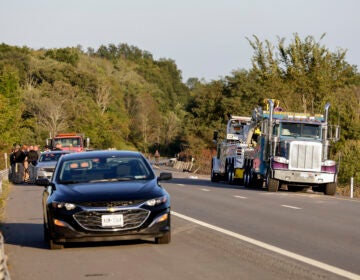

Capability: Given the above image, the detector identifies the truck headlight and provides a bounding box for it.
[273,156,288,164]
[321,160,336,173]
[322,160,336,166]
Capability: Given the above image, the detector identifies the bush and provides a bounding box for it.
[337,140,360,187]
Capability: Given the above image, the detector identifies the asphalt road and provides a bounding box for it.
[1,168,360,280]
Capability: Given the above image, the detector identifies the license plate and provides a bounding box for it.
[300,172,314,179]
[101,214,124,227]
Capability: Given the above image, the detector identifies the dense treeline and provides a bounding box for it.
[0,34,359,188]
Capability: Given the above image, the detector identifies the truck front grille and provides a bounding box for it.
[289,141,322,171]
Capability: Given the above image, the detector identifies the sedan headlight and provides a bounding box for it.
[52,201,76,210]
[145,196,167,207]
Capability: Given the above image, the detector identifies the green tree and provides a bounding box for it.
[337,140,360,186]
[45,48,80,66]
[247,34,357,112]
[0,66,24,149]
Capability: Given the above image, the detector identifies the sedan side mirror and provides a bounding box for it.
[36,178,51,187]
[158,172,172,181]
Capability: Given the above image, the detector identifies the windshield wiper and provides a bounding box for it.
[115,177,133,181]
[79,176,136,183]
[89,177,134,182]
[59,180,83,184]
[89,178,121,183]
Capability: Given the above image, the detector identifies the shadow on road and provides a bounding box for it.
[0,222,155,250]
[1,222,46,249]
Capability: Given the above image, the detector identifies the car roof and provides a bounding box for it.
[59,150,143,160]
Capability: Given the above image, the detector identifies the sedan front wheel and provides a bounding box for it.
[49,239,64,250]
[155,231,171,244]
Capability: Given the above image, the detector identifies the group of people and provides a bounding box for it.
[9,144,42,184]
[9,142,64,184]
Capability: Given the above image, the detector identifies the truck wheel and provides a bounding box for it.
[244,170,250,187]
[324,183,337,196]
[211,169,217,182]
[243,159,249,187]
[211,169,219,182]
[211,160,218,182]
[244,160,253,188]
[268,178,279,192]
[227,165,234,185]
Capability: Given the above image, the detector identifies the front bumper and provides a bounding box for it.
[273,169,336,185]
[36,170,53,180]
[49,209,170,243]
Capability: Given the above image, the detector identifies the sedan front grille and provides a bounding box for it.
[74,208,150,231]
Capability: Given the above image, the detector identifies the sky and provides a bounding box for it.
[1,0,359,81]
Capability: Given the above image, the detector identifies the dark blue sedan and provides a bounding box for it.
[40,150,172,249]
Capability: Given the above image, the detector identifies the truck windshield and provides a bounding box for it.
[281,123,320,139]
[227,120,250,142]
[55,137,81,147]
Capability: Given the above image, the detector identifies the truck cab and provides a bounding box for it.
[247,99,340,195]
[211,116,254,184]
[47,133,90,152]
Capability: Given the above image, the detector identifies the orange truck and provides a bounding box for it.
[47,133,90,152]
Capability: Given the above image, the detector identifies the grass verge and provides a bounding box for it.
[0,180,11,223]
[337,184,360,198]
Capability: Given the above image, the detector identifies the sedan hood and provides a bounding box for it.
[54,179,165,203]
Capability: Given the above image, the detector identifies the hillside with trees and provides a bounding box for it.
[0,34,359,190]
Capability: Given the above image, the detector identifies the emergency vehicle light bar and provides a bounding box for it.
[262,111,324,122]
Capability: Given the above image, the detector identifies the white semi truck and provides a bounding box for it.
[244,99,340,195]
[211,116,255,185]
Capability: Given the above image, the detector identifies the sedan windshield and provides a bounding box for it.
[57,156,154,184]
[39,153,67,162]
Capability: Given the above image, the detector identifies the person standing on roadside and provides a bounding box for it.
[154,150,160,164]
[53,142,62,150]
[13,144,26,184]
[23,145,30,182]
[9,146,16,181]
[27,145,39,184]
[34,145,41,158]
[44,145,51,152]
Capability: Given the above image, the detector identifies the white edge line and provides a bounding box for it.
[281,204,302,210]
[172,211,360,280]
[234,195,247,199]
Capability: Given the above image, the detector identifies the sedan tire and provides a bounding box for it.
[43,223,49,241]
[49,239,64,250]
[155,231,171,244]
